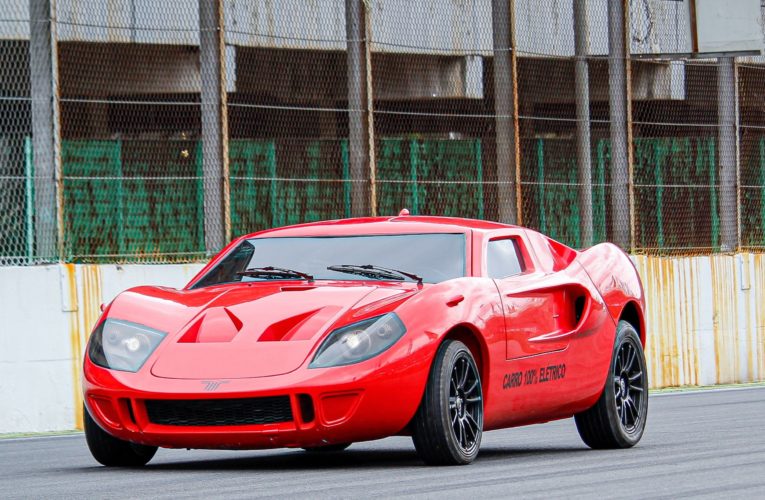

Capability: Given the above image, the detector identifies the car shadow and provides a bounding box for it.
[75,445,588,472]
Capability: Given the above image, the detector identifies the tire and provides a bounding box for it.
[575,321,649,449]
[412,340,483,465]
[302,443,351,453]
[84,405,157,466]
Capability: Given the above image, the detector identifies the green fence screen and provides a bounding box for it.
[55,137,483,261]
[741,137,765,248]
[521,138,608,248]
[632,137,719,251]
[9,135,765,262]
[62,140,205,262]
[376,138,483,219]
[523,137,722,251]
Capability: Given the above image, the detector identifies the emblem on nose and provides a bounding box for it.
[202,380,229,391]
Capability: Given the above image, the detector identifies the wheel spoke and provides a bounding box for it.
[464,416,477,442]
[626,345,637,371]
[458,419,466,448]
[620,399,627,425]
[458,359,469,388]
[629,384,644,393]
[465,411,479,433]
[465,395,482,403]
[625,398,638,425]
[465,377,480,397]
[618,346,627,370]
[630,398,640,420]
[628,370,642,382]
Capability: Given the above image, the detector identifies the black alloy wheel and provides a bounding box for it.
[575,321,649,449]
[449,354,483,453]
[613,336,646,432]
[412,339,484,465]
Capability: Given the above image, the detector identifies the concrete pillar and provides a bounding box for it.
[28,0,61,260]
[492,0,518,224]
[607,0,631,249]
[346,0,373,216]
[198,0,230,253]
[574,0,593,247]
[717,56,738,251]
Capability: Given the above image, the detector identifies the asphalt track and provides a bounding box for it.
[1,386,763,499]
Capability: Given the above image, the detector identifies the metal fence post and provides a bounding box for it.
[199,0,230,254]
[718,56,738,251]
[607,0,631,250]
[492,0,518,225]
[346,0,373,217]
[28,0,61,261]
[365,4,377,217]
[573,0,592,246]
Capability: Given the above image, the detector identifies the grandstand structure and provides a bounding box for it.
[1,0,764,263]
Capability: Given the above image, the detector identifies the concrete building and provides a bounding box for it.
[1,0,764,257]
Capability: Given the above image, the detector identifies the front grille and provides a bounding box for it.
[144,396,293,427]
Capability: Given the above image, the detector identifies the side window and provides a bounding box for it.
[487,239,525,279]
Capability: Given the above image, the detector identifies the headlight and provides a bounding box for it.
[87,319,166,372]
[309,313,406,368]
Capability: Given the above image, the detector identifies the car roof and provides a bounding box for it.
[242,216,518,238]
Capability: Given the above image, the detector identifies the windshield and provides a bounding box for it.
[192,233,466,288]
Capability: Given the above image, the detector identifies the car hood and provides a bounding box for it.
[106,282,418,379]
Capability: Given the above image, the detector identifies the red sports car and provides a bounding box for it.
[83,215,648,466]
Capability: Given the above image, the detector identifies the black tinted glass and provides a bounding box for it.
[487,239,524,278]
[193,233,465,287]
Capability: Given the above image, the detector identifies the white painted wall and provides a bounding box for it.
[633,254,765,388]
[0,263,203,433]
[0,255,763,433]
[0,266,77,433]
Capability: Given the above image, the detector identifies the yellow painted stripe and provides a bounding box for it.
[63,264,83,430]
[66,264,102,430]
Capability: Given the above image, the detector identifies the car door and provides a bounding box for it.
[488,235,589,360]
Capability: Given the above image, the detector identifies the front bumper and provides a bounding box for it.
[83,349,432,450]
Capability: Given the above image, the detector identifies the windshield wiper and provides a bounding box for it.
[327,264,423,285]
[236,266,314,281]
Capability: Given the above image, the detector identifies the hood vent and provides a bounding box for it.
[257,306,342,342]
[179,307,243,343]
[258,309,319,342]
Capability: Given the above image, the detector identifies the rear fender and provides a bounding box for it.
[576,243,645,327]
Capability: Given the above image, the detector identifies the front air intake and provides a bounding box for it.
[297,394,315,423]
[144,396,293,426]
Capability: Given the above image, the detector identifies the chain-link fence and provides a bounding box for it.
[1,6,33,265]
[1,0,765,264]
